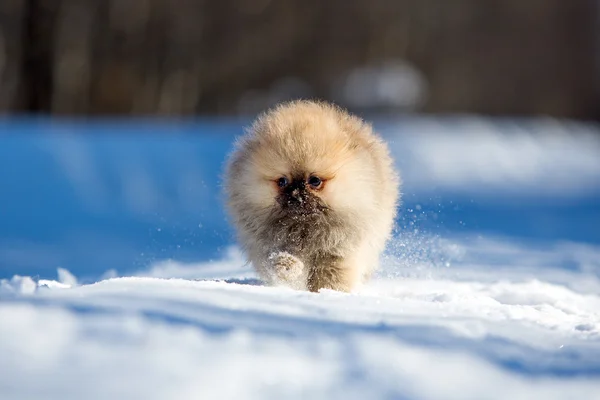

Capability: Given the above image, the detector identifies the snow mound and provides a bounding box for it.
[1,236,599,400]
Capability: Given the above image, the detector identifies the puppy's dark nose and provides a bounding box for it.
[285,180,306,203]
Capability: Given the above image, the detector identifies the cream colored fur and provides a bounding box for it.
[224,100,401,292]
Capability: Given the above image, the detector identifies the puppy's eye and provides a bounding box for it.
[277,177,289,188]
[307,175,322,189]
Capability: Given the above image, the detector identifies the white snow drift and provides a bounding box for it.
[1,235,599,400]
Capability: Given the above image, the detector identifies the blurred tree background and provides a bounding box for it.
[0,0,598,119]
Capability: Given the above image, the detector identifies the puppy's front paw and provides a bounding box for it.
[267,252,304,283]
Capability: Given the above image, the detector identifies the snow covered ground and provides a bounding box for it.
[1,117,600,399]
[2,235,600,400]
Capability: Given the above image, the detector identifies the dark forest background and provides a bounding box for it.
[0,0,598,119]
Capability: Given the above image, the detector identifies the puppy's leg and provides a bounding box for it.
[264,251,306,289]
[307,256,362,293]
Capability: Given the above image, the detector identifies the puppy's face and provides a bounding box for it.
[272,172,329,216]
[231,108,379,222]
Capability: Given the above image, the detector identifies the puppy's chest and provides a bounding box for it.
[271,216,319,247]
[267,214,350,256]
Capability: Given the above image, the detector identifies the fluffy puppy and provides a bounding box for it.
[224,100,400,292]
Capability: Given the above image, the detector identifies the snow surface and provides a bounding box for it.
[381,117,600,197]
[1,117,600,399]
[1,234,599,400]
